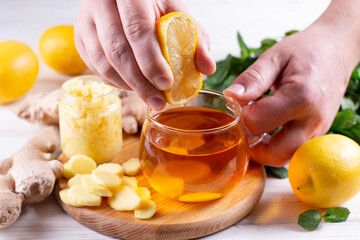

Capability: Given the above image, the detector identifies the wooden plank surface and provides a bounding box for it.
[3,0,360,240]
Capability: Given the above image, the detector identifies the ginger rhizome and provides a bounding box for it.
[13,88,147,134]
[0,126,62,228]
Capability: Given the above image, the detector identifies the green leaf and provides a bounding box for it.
[260,38,277,51]
[298,209,322,230]
[329,110,360,144]
[330,110,357,130]
[237,32,250,60]
[204,55,234,90]
[351,63,360,79]
[341,97,359,111]
[265,166,288,179]
[285,30,299,36]
[221,74,238,91]
[323,207,350,223]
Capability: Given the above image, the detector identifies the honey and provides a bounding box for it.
[140,107,249,202]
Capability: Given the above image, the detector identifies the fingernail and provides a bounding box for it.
[224,84,245,96]
[154,76,171,90]
[147,96,165,110]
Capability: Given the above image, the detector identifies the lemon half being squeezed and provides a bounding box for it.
[156,12,202,106]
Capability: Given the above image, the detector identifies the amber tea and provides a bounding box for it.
[139,106,250,202]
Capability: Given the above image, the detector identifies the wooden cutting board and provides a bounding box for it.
[55,133,266,240]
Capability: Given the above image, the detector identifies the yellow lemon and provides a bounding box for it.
[289,134,360,208]
[156,12,202,106]
[39,25,87,75]
[0,41,39,104]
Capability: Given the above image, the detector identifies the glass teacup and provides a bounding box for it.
[139,89,263,202]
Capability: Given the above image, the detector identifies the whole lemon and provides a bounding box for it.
[289,134,360,208]
[39,25,87,75]
[0,41,39,104]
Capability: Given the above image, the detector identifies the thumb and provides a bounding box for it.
[224,49,288,106]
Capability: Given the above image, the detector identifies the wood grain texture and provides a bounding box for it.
[55,133,266,240]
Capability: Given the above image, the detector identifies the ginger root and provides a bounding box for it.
[13,88,147,134]
[13,89,61,125]
[0,126,62,228]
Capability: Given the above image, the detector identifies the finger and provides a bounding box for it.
[117,0,174,90]
[224,48,289,106]
[242,82,312,135]
[91,0,166,109]
[78,18,134,90]
[74,34,120,88]
[195,26,216,75]
[250,120,309,167]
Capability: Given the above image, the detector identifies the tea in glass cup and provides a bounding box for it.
[140,89,261,202]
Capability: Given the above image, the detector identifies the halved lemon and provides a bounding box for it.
[156,12,202,106]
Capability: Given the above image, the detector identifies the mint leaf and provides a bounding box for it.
[323,207,350,223]
[265,166,288,179]
[237,32,250,60]
[298,209,322,230]
[285,30,299,36]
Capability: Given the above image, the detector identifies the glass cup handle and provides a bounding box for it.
[247,100,267,148]
[248,132,267,148]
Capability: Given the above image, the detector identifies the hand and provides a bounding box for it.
[74,0,215,110]
[224,0,360,166]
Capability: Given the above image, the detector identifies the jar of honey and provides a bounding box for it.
[59,75,122,164]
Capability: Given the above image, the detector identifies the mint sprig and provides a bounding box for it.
[298,207,350,230]
[323,207,350,222]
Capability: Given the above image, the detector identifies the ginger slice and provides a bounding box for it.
[67,185,101,206]
[134,200,156,219]
[96,163,124,176]
[109,185,141,211]
[68,155,97,175]
[120,176,137,189]
[122,158,141,176]
[148,170,184,199]
[68,174,83,188]
[81,174,113,197]
[92,169,122,188]
[178,192,222,202]
[63,162,74,179]
[136,187,151,201]
[59,189,81,207]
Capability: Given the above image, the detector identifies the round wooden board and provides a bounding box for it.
[55,133,266,240]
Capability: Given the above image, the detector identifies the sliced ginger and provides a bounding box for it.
[109,185,141,211]
[68,155,97,175]
[67,185,101,206]
[136,187,151,201]
[60,157,156,219]
[134,200,156,219]
[63,162,74,179]
[81,174,113,197]
[96,163,124,176]
[178,192,222,202]
[122,157,141,176]
[121,176,137,189]
[59,189,81,207]
[68,174,83,188]
[92,169,122,188]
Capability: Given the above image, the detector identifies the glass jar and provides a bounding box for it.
[59,75,122,164]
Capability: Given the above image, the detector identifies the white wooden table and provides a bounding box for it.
[2,0,360,239]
